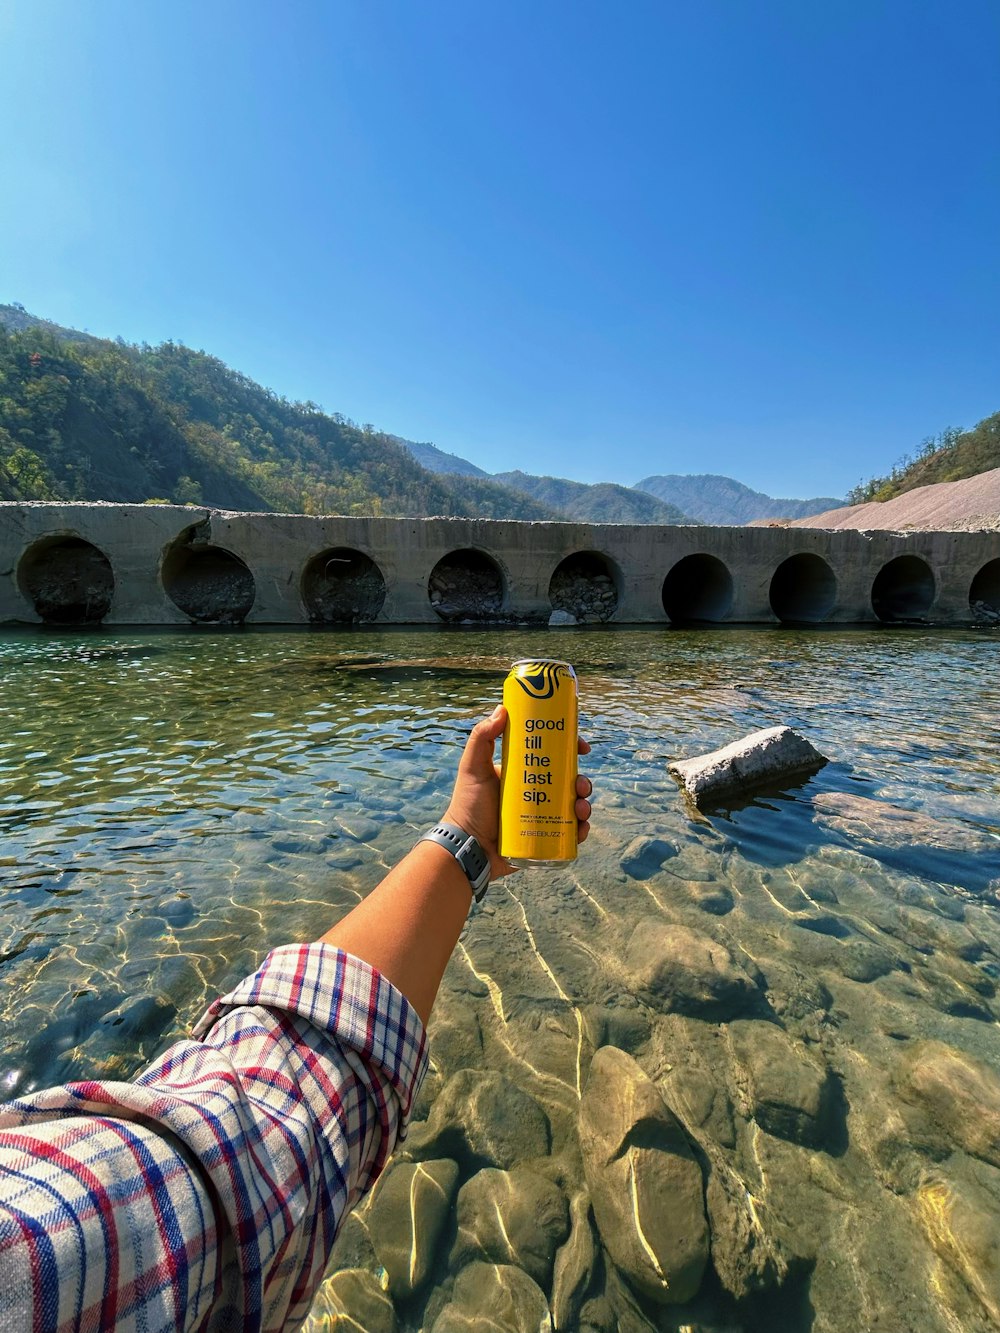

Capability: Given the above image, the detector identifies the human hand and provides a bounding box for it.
[443,704,592,881]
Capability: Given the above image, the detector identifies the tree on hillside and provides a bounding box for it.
[0,319,558,518]
[846,416,999,504]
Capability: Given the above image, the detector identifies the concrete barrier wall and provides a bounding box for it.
[1,502,999,627]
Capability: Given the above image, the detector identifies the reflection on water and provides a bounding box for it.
[1,624,999,1331]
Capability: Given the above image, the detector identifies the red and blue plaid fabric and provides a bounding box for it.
[0,943,428,1332]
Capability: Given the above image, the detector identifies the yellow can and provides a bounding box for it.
[499,659,578,866]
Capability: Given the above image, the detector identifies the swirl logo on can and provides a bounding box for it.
[499,658,578,866]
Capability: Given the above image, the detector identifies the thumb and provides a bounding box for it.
[459,705,505,779]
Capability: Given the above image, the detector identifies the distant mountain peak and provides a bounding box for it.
[397,436,838,527]
[490,470,695,525]
[389,436,488,479]
[634,473,842,525]
[1,302,847,527]
[394,437,697,524]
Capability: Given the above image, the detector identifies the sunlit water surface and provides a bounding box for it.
[1,625,998,1333]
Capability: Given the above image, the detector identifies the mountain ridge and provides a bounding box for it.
[15,302,970,530]
[0,303,698,523]
[0,305,559,520]
[635,472,842,525]
[491,470,693,525]
[395,438,839,527]
[393,436,489,479]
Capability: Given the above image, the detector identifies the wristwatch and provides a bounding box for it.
[418,822,491,902]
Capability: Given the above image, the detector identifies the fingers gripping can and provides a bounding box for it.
[499,659,578,867]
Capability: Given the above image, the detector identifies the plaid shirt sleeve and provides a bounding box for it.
[0,943,429,1333]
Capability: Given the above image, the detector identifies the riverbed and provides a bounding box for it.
[0,625,998,1332]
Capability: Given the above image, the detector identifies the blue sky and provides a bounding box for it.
[2,2,997,499]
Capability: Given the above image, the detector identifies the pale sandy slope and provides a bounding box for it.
[775,465,1000,531]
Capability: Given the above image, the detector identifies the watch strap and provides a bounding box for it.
[419,822,491,901]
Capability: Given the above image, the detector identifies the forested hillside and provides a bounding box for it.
[846,412,1000,504]
[393,437,697,524]
[396,436,489,478]
[635,473,841,525]
[492,470,693,524]
[0,305,556,519]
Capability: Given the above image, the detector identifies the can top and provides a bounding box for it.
[510,658,575,671]
[508,660,578,696]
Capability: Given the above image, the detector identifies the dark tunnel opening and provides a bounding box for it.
[18,537,115,624]
[162,534,256,624]
[303,548,387,623]
[428,549,505,622]
[769,553,837,623]
[871,556,934,623]
[662,554,734,623]
[548,551,620,623]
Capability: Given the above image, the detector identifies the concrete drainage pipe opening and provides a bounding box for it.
[428,549,504,622]
[969,558,1000,622]
[871,555,934,623]
[303,547,386,623]
[18,536,115,625]
[162,544,256,624]
[769,553,837,624]
[662,553,734,623]
[548,551,620,624]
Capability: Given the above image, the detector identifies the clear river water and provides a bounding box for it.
[1,625,998,1333]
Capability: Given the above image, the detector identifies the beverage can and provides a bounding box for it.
[499,659,579,866]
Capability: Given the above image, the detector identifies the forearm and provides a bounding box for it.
[318,840,473,1024]
[0,709,588,1333]
[316,706,591,1028]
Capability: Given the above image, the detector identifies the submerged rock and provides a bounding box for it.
[910,963,996,1021]
[704,1156,788,1299]
[551,1190,598,1331]
[788,926,897,983]
[577,1293,616,1333]
[158,893,195,927]
[669,725,827,806]
[659,1061,737,1149]
[449,1166,569,1288]
[407,1069,551,1171]
[872,902,983,959]
[728,1020,835,1149]
[619,835,679,880]
[579,1046,709,1305]
[327,1210,378,1275]
[431,1262,551,1333]
[581,1003,651,1056]
[625,919,759,1018]
[916,1171,1000,1327]
[312,1268,397,1333]
[97,993,177,1043]
[370,1158,460,1300]
[688,882,736,915]
[895,1040,1000,1167]
[426,997,484,1077]
[814,791,999,856]
[763,960,834,1024]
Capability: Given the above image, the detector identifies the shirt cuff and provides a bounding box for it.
[191,942,429,1124]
